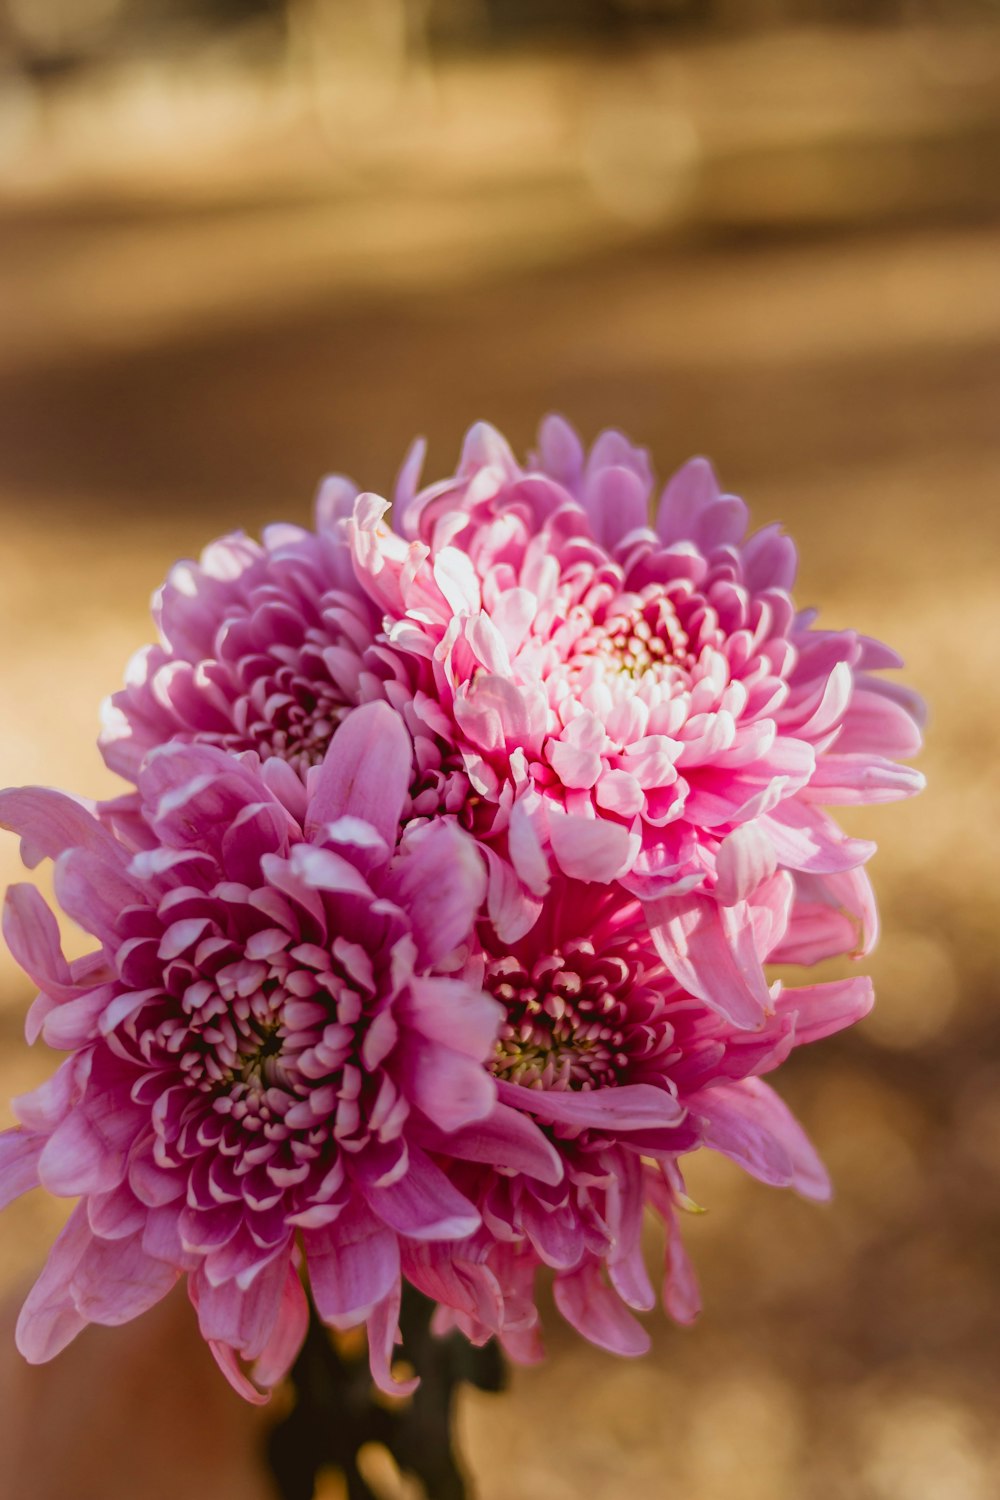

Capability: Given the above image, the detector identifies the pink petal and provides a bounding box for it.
[835,681,924,758]
[655,457,720,544]
[417,1103,563,1186]
[714,824,778,906]
[359,1146,480,1241]
[70,1231,179,1325]
[305,700,412,847]
[645,892,771,1029]
[760,802,875,874]
[366,1286,418,1398]
[392,435,428,526]
[386,822,486,967]
[314,472,360,530]
[16,1204,91,1363]
[694,1077,830,1200]
[776,976,874,1044]
[802,754,925,804]
[496,1078,683,1133]
[583,465,649,551]
[252,1263,309,1391]
[0,787,122,870]
[306,1209,400,1326]
[548,810,634,883]
[553,1263,651,1356]
[0,1129,43,1208]
[535,413,584,489]
[3,884,75,999]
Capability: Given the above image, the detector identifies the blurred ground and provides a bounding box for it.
[1,16,999,1500]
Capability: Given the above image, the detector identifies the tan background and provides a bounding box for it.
[0,5,998,1497]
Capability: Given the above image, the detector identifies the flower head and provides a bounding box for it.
[350,417,924,1018]
[100,479,379,781]
[414,872,873,1360]
[0,703,559,1400]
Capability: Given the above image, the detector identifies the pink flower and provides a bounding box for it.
[0,703,560,1401]
[410,871,873,1360]
[100,478,379,781]
[350,417,924,1019]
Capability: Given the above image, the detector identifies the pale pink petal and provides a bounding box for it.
[548,810,634,883]
[0,1129,43,1209]
[2,885,75,999]
[714,823,778,906]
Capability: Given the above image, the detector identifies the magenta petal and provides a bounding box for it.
[306,700,412,847]
[496,1078,683,1133]
[193,1251,289,1360]
[306,1210,400,1326]
[53,848,141,948]
[398,976,501,1063]
[366,1286,418,1398]
[402,1242,504,1336]
[402,1034,497,1133]
[608,1239,656,1315]
[417,1103,563,1187]
[207,1339,272,1405]
[359,1146,480,1241]
[553,1263,651,1357]
[644,1171,703,1326]
[251,1264,309,1390]
[86,1181,147,1240]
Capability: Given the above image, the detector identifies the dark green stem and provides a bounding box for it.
[266,1286,506,1500]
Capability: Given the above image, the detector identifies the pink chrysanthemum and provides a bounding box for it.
[100,478,378,781]
[350,418,924,1019]
[413,872,873,1361]
[0,703,561,1400]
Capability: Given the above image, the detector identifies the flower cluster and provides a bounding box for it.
[0,419,923,1398]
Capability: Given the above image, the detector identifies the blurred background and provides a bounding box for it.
[0,2,998,1497]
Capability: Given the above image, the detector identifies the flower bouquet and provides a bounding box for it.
[0,419,924,1498]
